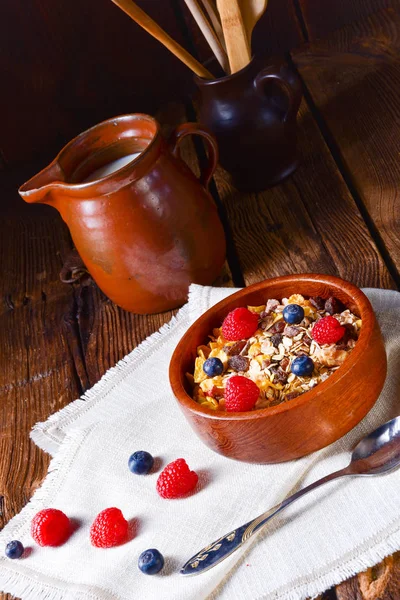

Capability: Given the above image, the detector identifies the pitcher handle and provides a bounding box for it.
[169,123,219,188]
[254,64,302,122]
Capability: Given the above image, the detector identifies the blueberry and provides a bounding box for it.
[128,450,154,475]
[203,357,224,377]
[5,540,24,559]
[283,304,304,324]
[138,548,164,575]
[291,355,314,377]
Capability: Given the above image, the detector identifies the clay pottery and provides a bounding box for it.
[194,57,302,191]
[170,274,387,463]
[19,114,226,314]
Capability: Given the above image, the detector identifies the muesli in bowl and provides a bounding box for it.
[170,275,386,463]
[189,294,362,412]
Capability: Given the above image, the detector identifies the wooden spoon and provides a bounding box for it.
[201,0,226,50]
[111,0,213,78]
[184,0,229,72]
[238,0,268,49]
[216,0,251,73]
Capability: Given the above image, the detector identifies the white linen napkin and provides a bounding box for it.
[1,285,400,600]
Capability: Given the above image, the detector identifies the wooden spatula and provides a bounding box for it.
[216,0,251,73]
[239,0,268,48]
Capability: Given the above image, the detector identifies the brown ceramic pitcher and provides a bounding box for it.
[19,114,226,314]
[195,58,302,191]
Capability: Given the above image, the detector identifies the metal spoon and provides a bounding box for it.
[181,416,400,576]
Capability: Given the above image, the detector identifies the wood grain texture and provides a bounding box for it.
[298,0,393,40]
[292,4,400,282]
[209,99,394,289]
[336,552,400,600]
[216,0,251,73]
[0,198,82,532]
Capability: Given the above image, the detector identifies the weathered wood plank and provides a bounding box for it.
[292,4,400,284]
[336,553,400,600]
[298,0,393,41]
[0,200,82,549]
[209,99,393,289]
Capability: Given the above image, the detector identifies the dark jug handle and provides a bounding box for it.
[169,123,219,188]
[254,64,302,122]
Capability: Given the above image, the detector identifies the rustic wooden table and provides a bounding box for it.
[1,5,400,599]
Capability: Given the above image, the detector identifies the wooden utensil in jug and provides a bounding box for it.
[239,0,268,48]
[201,0,226,49]
[111,0,212,78]
[184,0,229,72]
[216,0,251,73]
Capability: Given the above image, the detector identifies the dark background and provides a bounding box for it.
[0,0,391,168]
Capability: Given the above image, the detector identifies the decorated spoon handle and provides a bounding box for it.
[180,466,351,575]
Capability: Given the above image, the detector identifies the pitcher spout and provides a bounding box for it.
[18,160,65,204]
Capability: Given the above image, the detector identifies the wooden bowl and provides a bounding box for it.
[169,274,387,463]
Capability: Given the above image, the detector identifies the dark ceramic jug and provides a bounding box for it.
[19,114,226,314]
[195,58,302,191]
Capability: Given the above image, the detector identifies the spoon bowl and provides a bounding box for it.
[350,416,400,475]
[239,0,268,48]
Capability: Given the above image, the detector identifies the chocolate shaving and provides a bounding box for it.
[283,325,300,338]
[325,296,344,315]
[240,340,252,356]
[310,296,325,310]
[285,391,302,401]
[343,322,358,340]
[268,320,285,334]
[265,299,280,314]
[228,355,249,372]
[271,333,282,348]
[223,340,246,356]
[280,357,290,371]
[260,315,274,330]
[269,365,288,384]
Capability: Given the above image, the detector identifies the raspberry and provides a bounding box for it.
[156,459,198,499]
[90,507,128,548]
[312,316,345,345]
[222,308,258,341]
[31,509,70,547]
[224,375,260,412]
